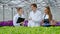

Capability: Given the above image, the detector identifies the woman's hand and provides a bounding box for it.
[20,22,24,26]
[40,20,44,26]
[50,20,57,25]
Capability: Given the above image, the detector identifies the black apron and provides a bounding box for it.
[44,14,51,27]
[44,14,49,23]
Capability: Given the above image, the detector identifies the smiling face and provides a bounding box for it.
[31,5,37,11]
[44,8,49,14]
[44,6,52,22]
[31,3,37,12]
[17,8,23,15]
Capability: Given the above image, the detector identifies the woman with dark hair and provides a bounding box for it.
[42,6,52,27]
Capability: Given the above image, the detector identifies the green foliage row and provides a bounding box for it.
[0,26,60,34]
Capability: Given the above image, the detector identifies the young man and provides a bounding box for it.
[28,3,42,27]
[13,7,25,26]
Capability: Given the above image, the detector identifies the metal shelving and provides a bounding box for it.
[0,0,60,21]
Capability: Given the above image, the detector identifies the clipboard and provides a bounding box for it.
[16,17,25,23]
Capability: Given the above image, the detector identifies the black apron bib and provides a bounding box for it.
[44,14,51,27]
[44,14,49,23]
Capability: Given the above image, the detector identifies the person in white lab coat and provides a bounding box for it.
[13,7,25,26]
[28,3,42,27]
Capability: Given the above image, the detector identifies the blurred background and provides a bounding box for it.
[0,0,60,22]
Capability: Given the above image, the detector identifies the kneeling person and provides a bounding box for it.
[13,7,25,26]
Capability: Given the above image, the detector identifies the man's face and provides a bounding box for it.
[31,6,36,11]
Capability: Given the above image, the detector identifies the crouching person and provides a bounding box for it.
[13,7,25,26]
[41,6,52,27]
[41,6,60,27]
[28,3,42,27]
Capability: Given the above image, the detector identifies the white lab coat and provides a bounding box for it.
[13,14,25,26]
[43,14,49,19]
[28,10,42,27]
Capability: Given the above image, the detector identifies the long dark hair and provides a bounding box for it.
[45,6,52,22]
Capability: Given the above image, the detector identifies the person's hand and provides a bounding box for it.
[50,20,57,25]
[21,22,24,24]
[20,22,24,26]
[41,20,44,25]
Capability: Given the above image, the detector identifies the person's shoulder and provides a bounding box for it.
[37,10,41,14]
[22,14,25,17]
[14,14,18,18]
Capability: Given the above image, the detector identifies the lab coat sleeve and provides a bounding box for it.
[28,13,31,20]
[13,16,20,26]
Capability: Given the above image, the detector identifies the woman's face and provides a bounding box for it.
[44,8,49,14]
[17,9,23,15]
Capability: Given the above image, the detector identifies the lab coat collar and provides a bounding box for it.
[17,14,21,17]
[32,10,38,14]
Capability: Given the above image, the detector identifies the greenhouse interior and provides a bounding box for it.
[0,0,60,34]
[0,0,60,26]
